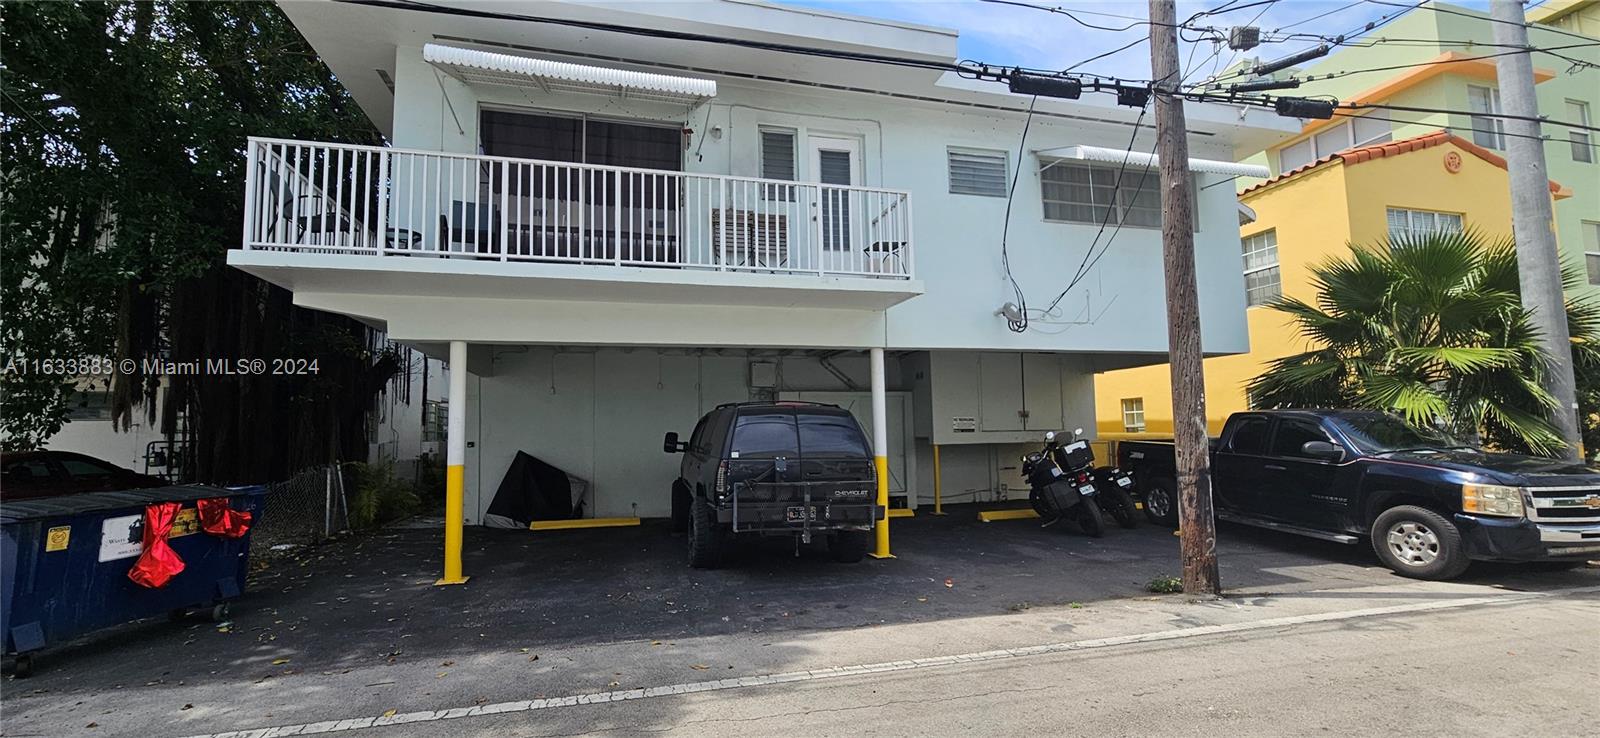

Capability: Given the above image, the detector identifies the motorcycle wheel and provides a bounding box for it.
[1028,488,1051,518]
[1104,486,1139,529]
[1076,499,1106,538]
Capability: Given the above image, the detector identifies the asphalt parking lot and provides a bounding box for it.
[6,501,1592,697]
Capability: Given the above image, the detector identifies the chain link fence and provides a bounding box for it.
[252,463,351,551]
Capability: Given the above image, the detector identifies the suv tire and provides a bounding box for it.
[829,530,870,563]
[1371,505,1471,581]
[1141,476,1179,528]
[687,495,724,569]
[671,482,691,533]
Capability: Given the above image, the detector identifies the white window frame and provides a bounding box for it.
[1467,85,1506,150]
[1241,229,1281,308]
[1121,398,1146,433]
[947,147,1009,197]
[759,127,798,200]
[1387,207,1465,243]
[1275,112,1390,173]
[1569,100,1594,164]
[1584,221,1600,287]
[1039,160,1194,230]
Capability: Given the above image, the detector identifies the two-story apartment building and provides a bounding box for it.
[1095,0,1599,436]
[230,0,1293,580]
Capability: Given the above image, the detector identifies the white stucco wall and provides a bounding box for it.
[386,43,1253,357]
[458,347,1095,521]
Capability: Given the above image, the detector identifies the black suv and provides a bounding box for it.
[665,402,881,568]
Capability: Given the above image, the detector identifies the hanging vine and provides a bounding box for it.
[2,1,396,482]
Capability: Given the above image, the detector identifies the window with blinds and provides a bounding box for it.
[1386,208,1464,244]
[947,148,1008,197]
[760,129,796,200]
[1241,229,1281,307]
[1040,160,1191,229]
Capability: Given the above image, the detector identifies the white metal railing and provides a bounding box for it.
[241,137,914,280]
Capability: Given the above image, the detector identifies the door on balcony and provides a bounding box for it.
[806,137,861,271]
[478,110,681,263]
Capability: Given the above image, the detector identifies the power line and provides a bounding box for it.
[1197,37,1599,88]
[1365,0,1600,45]
[1272,0,1367,33]
[1287,42,1600,84]
[998,95,1040,333]
[1187,90,1600,132]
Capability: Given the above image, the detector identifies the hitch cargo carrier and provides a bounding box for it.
[727,479,881,541]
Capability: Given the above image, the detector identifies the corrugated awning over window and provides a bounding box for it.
[1036,145,1270,178]
[423,43,717,104]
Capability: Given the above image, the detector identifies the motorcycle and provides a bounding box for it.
[1090,465,1140,529]
[1019,428,1106,537]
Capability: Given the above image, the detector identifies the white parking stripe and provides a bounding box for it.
[181,585,1600,738]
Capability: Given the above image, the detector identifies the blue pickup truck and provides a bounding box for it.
[1117,409,1600,580]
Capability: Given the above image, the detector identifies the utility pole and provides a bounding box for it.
[1149,0,1220,595]
[1490,0,1582,460]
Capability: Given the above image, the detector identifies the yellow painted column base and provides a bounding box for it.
[871,455,893,559]
[438,463,468,586]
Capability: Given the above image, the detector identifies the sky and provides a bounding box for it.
[776,0,1503,83]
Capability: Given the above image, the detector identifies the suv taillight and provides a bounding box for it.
[714,460,728,496]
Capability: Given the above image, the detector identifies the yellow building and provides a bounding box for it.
[1094,130,1572,437]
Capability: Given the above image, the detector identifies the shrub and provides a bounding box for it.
[345,461,420,529]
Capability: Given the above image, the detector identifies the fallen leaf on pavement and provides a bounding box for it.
[271,658,290,665]
[690,664,710,670]
[944,578,954,588]
[382,709,397,718]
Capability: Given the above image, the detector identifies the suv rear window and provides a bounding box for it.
[730,413,799,458]
[798,415,870,456]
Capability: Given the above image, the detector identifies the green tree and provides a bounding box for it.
[1247,230,1600,457]
[2,2,395,480]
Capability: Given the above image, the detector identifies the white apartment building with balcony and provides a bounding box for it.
[230,0,1292,574]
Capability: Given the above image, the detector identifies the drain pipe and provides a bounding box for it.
[817,352,862,391]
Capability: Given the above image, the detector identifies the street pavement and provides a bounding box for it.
[1,509,1596,736]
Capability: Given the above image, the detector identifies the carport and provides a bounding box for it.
[430,342,904,584]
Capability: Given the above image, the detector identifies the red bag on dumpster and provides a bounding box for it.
[127,502,185,588]
[197,497,252,538]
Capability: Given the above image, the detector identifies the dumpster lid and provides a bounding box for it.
[0,484,263,523]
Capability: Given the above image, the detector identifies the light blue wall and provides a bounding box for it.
[390,44,1252,356]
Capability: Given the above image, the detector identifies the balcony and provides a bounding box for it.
[235,138,919,311]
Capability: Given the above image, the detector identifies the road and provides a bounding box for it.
[352,588,1598,738]
[40,581,1579,738]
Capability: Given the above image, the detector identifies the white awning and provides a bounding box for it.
[1035,145,1270,178]
[423,43,717,104]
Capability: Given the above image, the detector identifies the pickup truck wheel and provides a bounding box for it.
[1142,477,1179,528]
[1371,506,1470,580]
[829,530,869,563]
[687,496,724,569]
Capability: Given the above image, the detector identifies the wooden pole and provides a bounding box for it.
[1148,0,1220,595]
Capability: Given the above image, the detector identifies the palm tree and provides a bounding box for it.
[1247,229,1600,457]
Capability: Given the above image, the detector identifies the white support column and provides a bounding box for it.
[869,347,893,559]
[436,340,470,585]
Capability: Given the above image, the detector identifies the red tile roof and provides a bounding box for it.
[1241,130,1571,199]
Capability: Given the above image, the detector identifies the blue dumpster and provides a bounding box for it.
[1,485,266,676]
